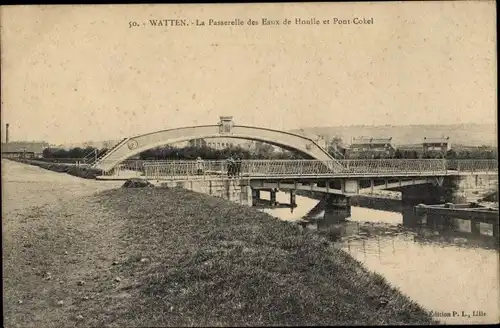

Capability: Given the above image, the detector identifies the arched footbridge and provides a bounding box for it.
[91,118,340,172]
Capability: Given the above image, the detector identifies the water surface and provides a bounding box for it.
[260,190,499,325]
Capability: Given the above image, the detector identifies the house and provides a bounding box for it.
[423,137,451,153]
[188,138,208,148]
[347,136,395,158]
[1,141,49,159]
[188,137,253,150]
[206,138,252,150]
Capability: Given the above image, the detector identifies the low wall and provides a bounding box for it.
[9,158,102,179]
[160,179,252,206]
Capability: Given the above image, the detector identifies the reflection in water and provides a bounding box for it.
[259,190,319,221]
[338,233,499,325]
[261,191,499,325]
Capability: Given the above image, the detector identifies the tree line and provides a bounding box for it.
[138,143,305,160]
[42,146,108,160]
[41,142,305,161]
[41,139,497,161]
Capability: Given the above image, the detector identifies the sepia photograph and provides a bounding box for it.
[1,2,498,326]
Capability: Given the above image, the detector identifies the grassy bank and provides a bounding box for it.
[11,158,102,179]
[4,183,437,327]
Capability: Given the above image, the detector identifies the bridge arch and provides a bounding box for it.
[92,124,340,172]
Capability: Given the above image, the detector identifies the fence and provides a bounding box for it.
[91,159,498,180]
[449,159,498,172]
[136,159,497,181]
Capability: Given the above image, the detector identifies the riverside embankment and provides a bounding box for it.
[11,158,103,179]
[2,159,437,327]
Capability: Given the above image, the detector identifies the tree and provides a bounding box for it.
[254,141,275,158]
[327,136,344,157]
[42,148,54,158]
[327,136,348,159]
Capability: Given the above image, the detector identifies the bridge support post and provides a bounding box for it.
[270,189,277,206]
[290,189,297,208]
[239,185,252,206]
[252,189,261,206]
[470,220,481,235]
[493,223,499,238]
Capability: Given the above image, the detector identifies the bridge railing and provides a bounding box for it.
[337,159,448,175]
[141,159,452,180]
[97,159,498,179]
[448,159,498,173]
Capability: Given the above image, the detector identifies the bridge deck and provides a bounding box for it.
[95,159,498,181]
[96,170,497,181]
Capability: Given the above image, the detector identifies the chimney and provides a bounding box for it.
[6,123,9,143]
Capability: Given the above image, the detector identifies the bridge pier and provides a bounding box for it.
[325,194,350,209]
[470,220,482,236]
[252,189,261,206]
[324,194,351,218]
[448,175,499,203]
[323,206,351,223]
[240,185,252,206]
[401,184,448,205]
[270,189,277,206]
[290,189,297,208]
[401,175,498,205]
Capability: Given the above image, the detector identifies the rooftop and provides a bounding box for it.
[352,137,393,145]
[1,141,49,153]
[423,137,450,143]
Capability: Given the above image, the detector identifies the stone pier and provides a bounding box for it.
[400,174,498,205]
[448,174,498,203]
[324,194,351,218]
[325,194,350,209]
[161,179,253,206]
[401,184,447,205]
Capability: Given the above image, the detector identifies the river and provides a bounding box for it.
[259,190,499,325]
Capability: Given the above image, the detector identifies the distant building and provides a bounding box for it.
[1,141,49,159]
[188,138,207,148]
[203,138,252,150]
[396,143,423,152]
[423,137,451,153]
[347,137,395,158]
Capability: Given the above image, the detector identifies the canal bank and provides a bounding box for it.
[260,190,499,325]
[2,160,437,327]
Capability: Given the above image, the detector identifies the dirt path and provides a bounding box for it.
[3,160,125,328]
[2,159,122,214]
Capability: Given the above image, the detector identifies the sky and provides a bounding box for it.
[1,2,497,144]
